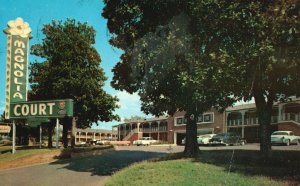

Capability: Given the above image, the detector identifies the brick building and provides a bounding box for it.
[114,97,300,144]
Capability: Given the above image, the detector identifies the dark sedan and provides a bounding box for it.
[209,132,246,146]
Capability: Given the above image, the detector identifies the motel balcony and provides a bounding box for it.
[120,126,168,135]
[142,126,168,133]
[227,113,300,126]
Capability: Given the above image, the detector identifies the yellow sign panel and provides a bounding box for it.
[0,125,11,133]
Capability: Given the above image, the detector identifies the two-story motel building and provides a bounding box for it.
[114,97,300,144]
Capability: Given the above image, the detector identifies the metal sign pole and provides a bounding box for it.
[39,124,42,149]
[12,120,16,154]
[56,118,59,149]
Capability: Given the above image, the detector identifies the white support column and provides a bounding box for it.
[240,111,246,138]
[79,132,81,143]
[93,133,95,140]
[100,133,102,140]
[85,132,87,142]
[173,132,177,145]
[56,119,59,149]
[130,123,132,133]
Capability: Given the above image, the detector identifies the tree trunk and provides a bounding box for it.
[254,94,273,159]
[62,118,71,148]
[184,110,200,157]
[48,120,55,148]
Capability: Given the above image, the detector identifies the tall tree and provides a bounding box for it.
[103,0,300,158]
[103,1,234,156]
[30,19,119,148]
[188,0,300,158]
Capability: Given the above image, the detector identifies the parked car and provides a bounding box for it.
[133,137,157,146]
[181,134,216,145]
[209,132,245,146]
[96,139,109,145]
[271,131,300,146]
[181,137,186,145]
[198,134,216,145]
[90,139,97,145]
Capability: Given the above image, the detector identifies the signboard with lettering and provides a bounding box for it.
[0,125,11,133]
[4,18,31,119]
[9,99,74,119]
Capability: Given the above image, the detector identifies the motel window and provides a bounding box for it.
[197,115,203,123]
[197,113,214,124]
[175,117,187,126]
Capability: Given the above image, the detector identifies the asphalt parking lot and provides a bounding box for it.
[116,143,300,153]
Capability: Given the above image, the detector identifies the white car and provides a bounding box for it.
[133,137,157,146]
[182,134,216,145]
[197,134,216,145]
[96,139,109,145]
[271,131,300,146]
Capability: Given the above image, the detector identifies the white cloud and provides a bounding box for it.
[93,91,149,129]
[116,91,140,110]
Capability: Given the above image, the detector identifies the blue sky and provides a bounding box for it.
[0,0,148,129]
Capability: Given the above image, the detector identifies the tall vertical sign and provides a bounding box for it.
[4,18,31,119]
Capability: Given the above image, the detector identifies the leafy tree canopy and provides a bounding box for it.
[102,0,300,157]
[30,19,120,128]
[103,0,235,156]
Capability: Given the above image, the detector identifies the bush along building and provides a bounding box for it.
[114,97,300,145]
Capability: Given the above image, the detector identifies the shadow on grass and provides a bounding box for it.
[50,150,166,176]
[162,149,300,184]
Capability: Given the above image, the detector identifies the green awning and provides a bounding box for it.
[197,128,214,135]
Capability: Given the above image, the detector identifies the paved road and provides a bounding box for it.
[0,150,165,186]
[1,143,299,186]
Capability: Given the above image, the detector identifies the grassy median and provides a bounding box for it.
[105,150,300,186]
[0,147,59,164]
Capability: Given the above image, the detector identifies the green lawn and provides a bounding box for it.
[105,150,300,186]
[0,145,114,164]
[0,147,59,163]
[105,159,283,186]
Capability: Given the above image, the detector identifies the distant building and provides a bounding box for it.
[73,128,117,144]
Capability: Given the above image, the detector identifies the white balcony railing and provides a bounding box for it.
[227,113,300,126]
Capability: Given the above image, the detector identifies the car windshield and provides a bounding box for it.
[272,132,289,136]
[201,135,213,138]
